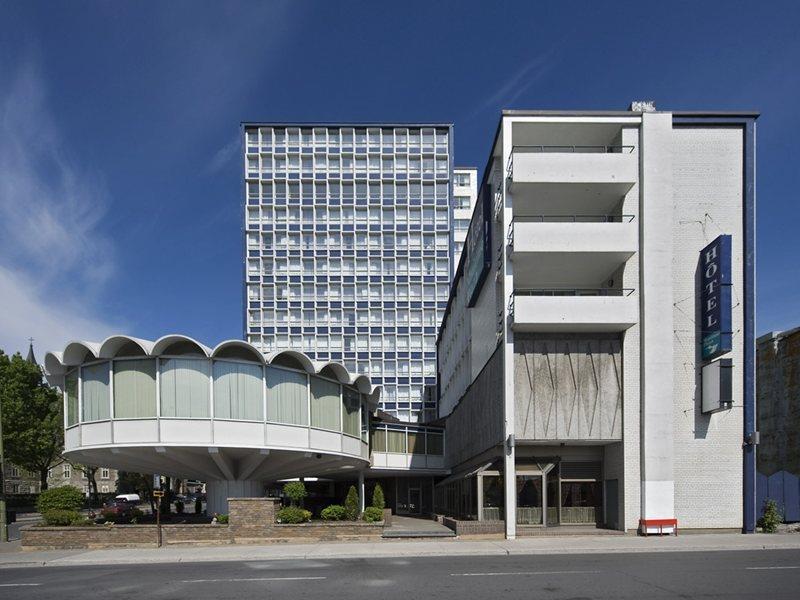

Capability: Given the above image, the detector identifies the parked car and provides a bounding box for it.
[115,493,141,503]
[100,498,136,520]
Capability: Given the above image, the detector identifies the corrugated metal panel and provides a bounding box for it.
[560,461,601,480]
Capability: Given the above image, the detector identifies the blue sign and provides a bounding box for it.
[700,235,732,361]
[464,185,492,307]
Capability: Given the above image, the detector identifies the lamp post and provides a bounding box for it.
[0,391,8,543]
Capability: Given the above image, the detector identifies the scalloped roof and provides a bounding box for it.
[44,334,380,403]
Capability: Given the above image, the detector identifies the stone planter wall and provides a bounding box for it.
[442,517,504,537]
[22,497,383,549]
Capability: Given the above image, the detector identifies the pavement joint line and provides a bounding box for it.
[745,566,800,570]
[450,570,602,577]
[180,576,327,583]
[0,583,42,587]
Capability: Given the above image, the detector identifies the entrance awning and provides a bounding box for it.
[434,461,494,488]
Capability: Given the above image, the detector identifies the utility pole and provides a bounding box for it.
[0,387,8,543]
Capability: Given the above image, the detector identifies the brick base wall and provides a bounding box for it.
[442,517,504,537]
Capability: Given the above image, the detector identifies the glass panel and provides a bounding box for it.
[482,475,504,521]
[426,432,443,455]
[266,366,308,426]
[82,362,110,422]
[546,476,560,526]
[160,358,210,418]
[113,359,156,418]
[213,361,263,421]
[310,376,341,431]
[516,475,543,524]
[370,428,386,452]
[386,429,406,453]
[342,387,360,437]
[407,432,425,455]
[560,481,602,524]
[65,370,79,426]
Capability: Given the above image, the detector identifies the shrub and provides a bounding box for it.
[130,508,144,524]
[321,504,346,521]
[372,483,385,510]
[758,499,782,533]
[344,485,359,520]
[276,506,311,524]
[283,481,307,506]
[37,485,84,513]
[215,513,229,524]
[42,509,88,526]
[362,506,383,522]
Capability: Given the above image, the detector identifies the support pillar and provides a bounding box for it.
[206,480,264,515]
[358,471,365,512]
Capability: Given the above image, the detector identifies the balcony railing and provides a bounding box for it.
[513,215,635,223]
[515,288,635,297]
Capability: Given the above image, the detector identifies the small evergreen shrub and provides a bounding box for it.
[37,485,84,513]
[344,485,359,520]
[42,509,88,526]
[758,499,782,533]
[283,481,307,506]
[372,483,385,510]
[321,504,346,521]
[215,513,229,524]
[276,506,311,524]
[362,506,383,522]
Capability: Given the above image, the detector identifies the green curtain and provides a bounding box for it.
[370,428,386,452]
[266,366,308,425]
[310,376,341,431]
[342,387,360,437]
[113,359,156,418]
[82,362,110,421]
[65,370,79,426]
[160,358,210,418]
[387,429,406,453]
[213,361,264,420]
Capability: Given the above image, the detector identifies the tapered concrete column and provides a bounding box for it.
[358,471,365,512]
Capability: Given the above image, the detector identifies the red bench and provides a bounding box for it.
[639,518,678,536]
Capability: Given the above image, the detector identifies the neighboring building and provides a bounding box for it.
[451,167,478,270]
[2,462,40,495]
[435,104,757,536]
[756,328,800,521]
[46,461,119,495]
[242,124,453,423]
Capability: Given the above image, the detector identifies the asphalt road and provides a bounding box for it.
[0,549,798,599]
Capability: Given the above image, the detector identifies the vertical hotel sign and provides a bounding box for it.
[700,234,732,361]
[464,184,492,307]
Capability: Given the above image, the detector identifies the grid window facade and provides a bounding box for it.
[243,125,452,422]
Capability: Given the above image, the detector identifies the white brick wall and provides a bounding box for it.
[671,126,744,529]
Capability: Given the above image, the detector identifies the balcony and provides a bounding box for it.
[507,146,637,214]
[512,288,637,333]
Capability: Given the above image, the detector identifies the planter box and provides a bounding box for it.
[442,517,504,537]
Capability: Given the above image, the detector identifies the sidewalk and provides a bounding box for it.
[2,533,800,569]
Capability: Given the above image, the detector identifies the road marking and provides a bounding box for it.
[746,566,800,570]
[181,576,327,583]
[451,570,601,577]
[0,583,42,587]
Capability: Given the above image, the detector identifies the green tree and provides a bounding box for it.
[283,481,307,507]
[372,483,385,510]
[0,351,63,490]
[344,485,359,520]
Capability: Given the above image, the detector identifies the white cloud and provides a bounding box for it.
[468,52,556,119]
[0,62,121,356]
[208,134,241,174]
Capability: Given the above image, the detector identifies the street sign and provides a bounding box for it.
[153,490,164,498]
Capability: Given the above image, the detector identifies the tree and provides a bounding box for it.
[372,483,385,510]
[283,481,307,507]
[0,351,63,490]
[118,471,156,513]
[344,485,359,520]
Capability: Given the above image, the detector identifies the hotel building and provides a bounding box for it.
[435,103,757,536]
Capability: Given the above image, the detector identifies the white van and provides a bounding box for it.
[115,493,141,503]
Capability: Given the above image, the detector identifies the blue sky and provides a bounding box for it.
[0,0,798,355]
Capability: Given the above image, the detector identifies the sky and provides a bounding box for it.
[0,0,798,357]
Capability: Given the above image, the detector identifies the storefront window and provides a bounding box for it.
[516,475,543,524]
[561,481,602,524]
[481,475,503,520]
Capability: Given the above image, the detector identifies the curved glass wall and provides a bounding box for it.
[266,366,308,426]
[114,359,156,418]
[82,362,110,422]
[214,361,263,421]
[64,357,368,441]
[311,376,340,431]
[160,358,210,418]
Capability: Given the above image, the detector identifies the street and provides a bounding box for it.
[0,549,798,599]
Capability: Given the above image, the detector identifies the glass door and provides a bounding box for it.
[408,488,421,515]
